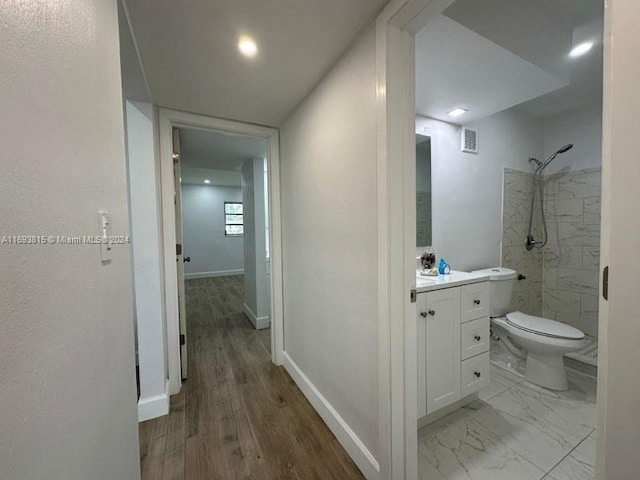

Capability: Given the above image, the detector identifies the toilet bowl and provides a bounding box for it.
[491,312,585,390]
[471,267,586,391]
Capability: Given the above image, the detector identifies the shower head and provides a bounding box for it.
[556,144,574,154]
[540,143,574,170]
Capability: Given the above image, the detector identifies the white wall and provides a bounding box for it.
[125,100,168,421]
[280,25,379,477]
[182,184,244,278]
[242,158,270,328]
[416,108,544,271]
[0,1,140,479]
[543,102,603,174]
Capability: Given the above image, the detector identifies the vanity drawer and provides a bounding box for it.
[461,317,490,360]
[461,282,489,322]
[461,352,490,397]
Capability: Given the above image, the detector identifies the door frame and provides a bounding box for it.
[375,1,460,478]
[158,108,284,395]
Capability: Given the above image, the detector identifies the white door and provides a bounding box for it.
[173,127,188,380]
[424,287,461,414]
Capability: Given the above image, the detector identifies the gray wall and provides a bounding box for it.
[0,1,140,478]
[182,184,244,278]
[280,24,379,466]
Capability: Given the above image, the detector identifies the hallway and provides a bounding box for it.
[139,276,364,480]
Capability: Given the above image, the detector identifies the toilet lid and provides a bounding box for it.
[506,311,585,340]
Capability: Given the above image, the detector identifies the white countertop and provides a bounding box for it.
[416,270,489,293]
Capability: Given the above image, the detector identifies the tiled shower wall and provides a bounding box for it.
[542,168,601,337]
[502,168,543,315]
[501,167,601,337]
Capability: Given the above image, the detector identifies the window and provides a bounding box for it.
[224,202,243,236]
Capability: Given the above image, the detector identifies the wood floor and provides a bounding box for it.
[139,275,365,480]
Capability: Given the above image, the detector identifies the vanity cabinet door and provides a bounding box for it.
[424,287,461,414]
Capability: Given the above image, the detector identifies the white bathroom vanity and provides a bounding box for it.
[416,271,491,419]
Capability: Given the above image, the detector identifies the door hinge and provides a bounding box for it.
[410,288,417,303]
[180,334,185,346]
[602,265,609,300]
[176,243,182,256]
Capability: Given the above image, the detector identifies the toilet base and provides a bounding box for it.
[525,352,568,391]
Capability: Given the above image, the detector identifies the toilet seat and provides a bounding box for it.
[505,311,584,340]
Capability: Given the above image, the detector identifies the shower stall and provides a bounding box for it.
[501,144,601,374]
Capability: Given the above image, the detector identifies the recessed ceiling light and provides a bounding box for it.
[238,36,258,58]
[569,42,593,58]
[447,107,468,118]
[204,179,211,184]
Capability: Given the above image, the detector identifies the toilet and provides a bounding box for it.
[472,267,585,391]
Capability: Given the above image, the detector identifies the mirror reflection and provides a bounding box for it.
[416,134,432,247]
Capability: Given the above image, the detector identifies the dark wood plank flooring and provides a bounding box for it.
[139,275,365,480]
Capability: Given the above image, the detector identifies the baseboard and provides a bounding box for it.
[137,380,170,422]
[242,303,270,330]
[283,352,380,480]
[185,269,244,280]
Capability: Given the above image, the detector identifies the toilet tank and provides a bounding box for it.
[471,267,518,317]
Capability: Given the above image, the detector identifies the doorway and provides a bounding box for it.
[377,0,605,478]
[173,125,272,381]
[158,109,284,395]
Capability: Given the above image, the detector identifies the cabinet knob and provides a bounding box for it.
[420,312,427,318]
[428,310,436,316]
[474,335,481,341]
[474,299,481,305]
[474,371,481,378]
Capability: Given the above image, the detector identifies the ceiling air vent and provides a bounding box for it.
[461,127,478,154]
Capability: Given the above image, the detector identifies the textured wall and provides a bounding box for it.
[0,1,140,479]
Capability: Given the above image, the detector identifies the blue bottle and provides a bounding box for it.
[438,258,451,275]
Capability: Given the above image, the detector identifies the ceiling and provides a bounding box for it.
[415,0,603,124]
[179,127,266,171]
[179,127,265,186]
[123,0,389,126]
[180,166,242,187]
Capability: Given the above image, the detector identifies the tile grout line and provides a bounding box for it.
[541,426,596,478]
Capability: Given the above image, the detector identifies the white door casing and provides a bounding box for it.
[172,127,188,380]
[158,108,283,395]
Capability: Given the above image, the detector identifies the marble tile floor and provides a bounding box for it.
[418,364,597,480]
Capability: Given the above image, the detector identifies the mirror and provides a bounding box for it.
[416,134,432,247]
